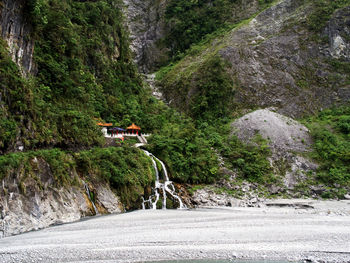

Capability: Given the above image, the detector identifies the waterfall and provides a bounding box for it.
[142,150,186,210]
[83,181,99,215]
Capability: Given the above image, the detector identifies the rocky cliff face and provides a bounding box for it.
[122,0,169,73]
[0,158,122,238]
[159,0,350,118]
[324,5,350,60]
[0,0,35,75]
[219,0,350,118]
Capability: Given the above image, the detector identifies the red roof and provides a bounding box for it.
[127,123,141,130]
[97,122,113,127]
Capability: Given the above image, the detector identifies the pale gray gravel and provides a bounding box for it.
[0,203,350,263]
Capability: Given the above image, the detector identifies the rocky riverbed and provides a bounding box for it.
[0,200,349,263]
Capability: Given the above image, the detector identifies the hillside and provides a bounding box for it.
[157,0,350,119]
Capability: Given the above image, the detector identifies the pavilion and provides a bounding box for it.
[127,123,141,135]
[110,127,126,136]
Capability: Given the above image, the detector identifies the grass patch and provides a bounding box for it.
[303,106,350,187]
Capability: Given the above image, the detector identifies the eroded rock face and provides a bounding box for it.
[0,185,88,238]
[0,0,36,75]
[160,0,350,118]
[0,158,122,238]
[122,0,169,73]
[96,185,123,214]
[324,5,350,60]
[218,0,350,117]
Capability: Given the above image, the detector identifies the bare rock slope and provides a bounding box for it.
[122,0,169,73]
[232,109,318,190]
[160,0,350,118]
[232,109,312,156]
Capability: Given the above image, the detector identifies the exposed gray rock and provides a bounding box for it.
[324,5,350,60]
[122,0,169,73]
[284,155,318,189]
[232,109,312,156]
[96,185,123,214]
[0,186,87,237]
[0,0,36,75]
[219,0,350,117]
[231,109,319,190]
[191,188,242,208]
[191,186,264,208]
[160,0,350,118]
[145,73,165,101]
[0,158,123,238]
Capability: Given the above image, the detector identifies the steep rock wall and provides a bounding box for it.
[123,0,169,73]
[219,0,350,117]
[0,0,35,75]
[0,158,122,238]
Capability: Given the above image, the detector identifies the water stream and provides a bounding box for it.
[142,150,185,209]
[83,181,99,215]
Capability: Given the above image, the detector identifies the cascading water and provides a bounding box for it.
[83,181,99,215]
[142,150,186,210]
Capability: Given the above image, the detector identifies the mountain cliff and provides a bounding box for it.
[158,0,350,119]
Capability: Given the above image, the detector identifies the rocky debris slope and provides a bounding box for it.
[0,0,35,75]
[232,109,312,156]
[122,0,169,73]
[191,187,263,208]
[0,158,122,238]
[232,109,318,189]
[190,109,327,208]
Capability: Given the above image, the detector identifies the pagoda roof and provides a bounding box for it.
[127,123,141,130]
[97,122,113,127]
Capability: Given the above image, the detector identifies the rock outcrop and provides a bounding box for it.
[219,0,350,117]
[122,0,169,73]
[0,158,122,238]
[0,0,36,75]
[324,5,350,60]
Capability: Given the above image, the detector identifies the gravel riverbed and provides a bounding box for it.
[0,200,350,263]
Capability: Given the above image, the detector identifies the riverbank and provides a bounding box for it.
[0,200,350,263]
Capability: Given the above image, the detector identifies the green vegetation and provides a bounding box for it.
[304,106,350,186]
[159,56,236,123]
[0,39,27,151]
[0,148,76,185]
[0,147,154,209]
[219,134,274,183]
[1,0,162,153]
[307,0,350,33]
[147,119,219,184]
[148,121,274,185]
[164,0,274,59]
[75,147,154,208]
[1,0,350,203]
